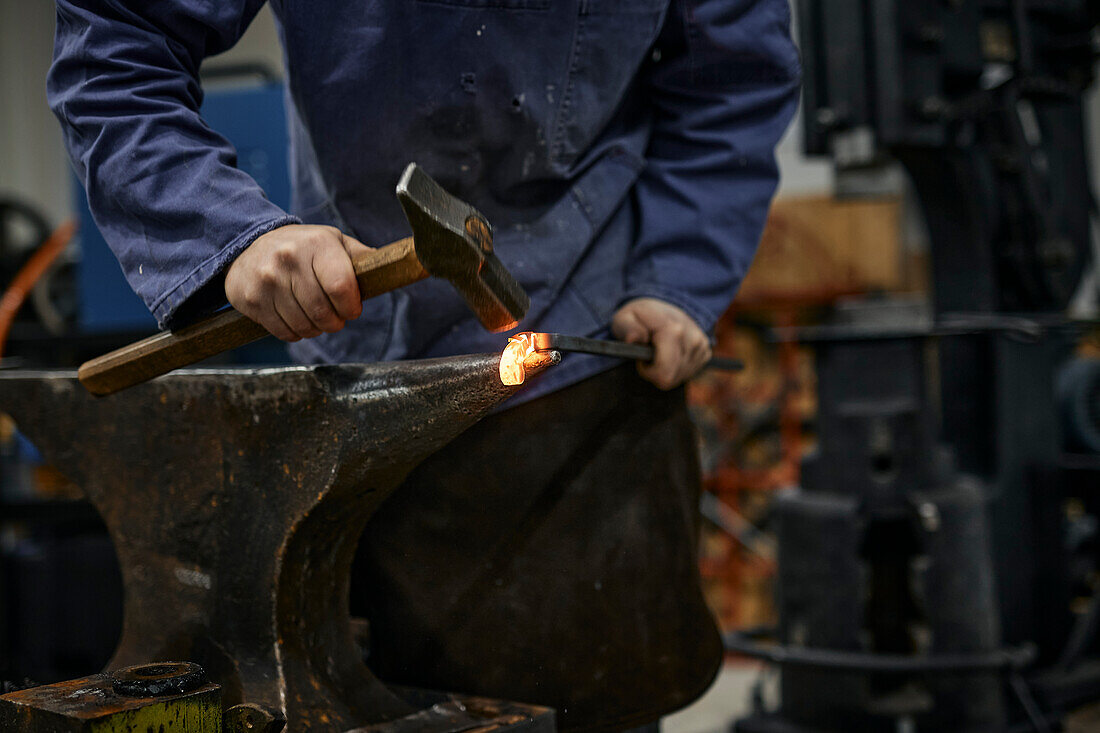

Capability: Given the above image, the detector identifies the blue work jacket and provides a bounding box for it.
[48,0,800,401]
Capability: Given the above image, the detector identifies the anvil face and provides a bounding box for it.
[0,355,554,731]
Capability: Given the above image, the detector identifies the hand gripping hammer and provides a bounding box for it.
[78,164,529,395]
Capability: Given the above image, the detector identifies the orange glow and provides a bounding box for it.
[499,333,538,385]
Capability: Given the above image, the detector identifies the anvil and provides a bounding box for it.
[0,353,555,731]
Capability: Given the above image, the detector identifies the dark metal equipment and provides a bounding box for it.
[800,0,1095,314]
[735,323,1036,731]
[0,354,556,732]
[735,1,1100,730]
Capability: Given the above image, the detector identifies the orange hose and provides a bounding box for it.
[0,219,78,359]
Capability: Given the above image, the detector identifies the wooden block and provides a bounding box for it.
[736,195,904,305]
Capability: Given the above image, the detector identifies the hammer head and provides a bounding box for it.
[396,163,530,332]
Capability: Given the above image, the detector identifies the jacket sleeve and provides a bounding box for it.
[622,0,801,334]
[47,0,299,328]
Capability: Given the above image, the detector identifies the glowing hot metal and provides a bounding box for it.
[499,333,560,385]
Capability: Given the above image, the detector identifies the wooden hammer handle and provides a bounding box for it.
[78,237,425,396]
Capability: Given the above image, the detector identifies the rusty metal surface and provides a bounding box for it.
[224,702,286,733]
[0,671,221,731]
[0,354,552,732]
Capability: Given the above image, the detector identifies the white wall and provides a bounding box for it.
[1091,79,1100,198]
[0,0,69,224]
[776,104,834,196]
[0,2,284,227]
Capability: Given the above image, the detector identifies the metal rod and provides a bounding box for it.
[724,631,1036,674]
[532,333,743,371]
[1009,671,1051,733]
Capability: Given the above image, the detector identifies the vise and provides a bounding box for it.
[0,353,556,732]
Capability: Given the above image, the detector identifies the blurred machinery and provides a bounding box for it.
[731,1,1100,731]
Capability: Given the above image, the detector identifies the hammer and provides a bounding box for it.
[78,164,530,395]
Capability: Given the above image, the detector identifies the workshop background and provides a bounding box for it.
[2,2,1100,732]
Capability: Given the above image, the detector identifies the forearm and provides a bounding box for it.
[48,0,295,328]
[625,0,801,334]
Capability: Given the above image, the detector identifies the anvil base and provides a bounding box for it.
[0,675,555,733]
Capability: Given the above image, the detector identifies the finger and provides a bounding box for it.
[262,304,300,342]
[611,308,650,344]
[638,325,685,390]
[312,244,362,322]
[694,342,713,376]
[672,334,695,385]
[679,332,711,383]
[293,271,345,333]
[669,326,702,386]
[684,328,710,370]
[339,232,375,258]
[699,338,713,365]
[228,278,298,342]
[273,290,321,340]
